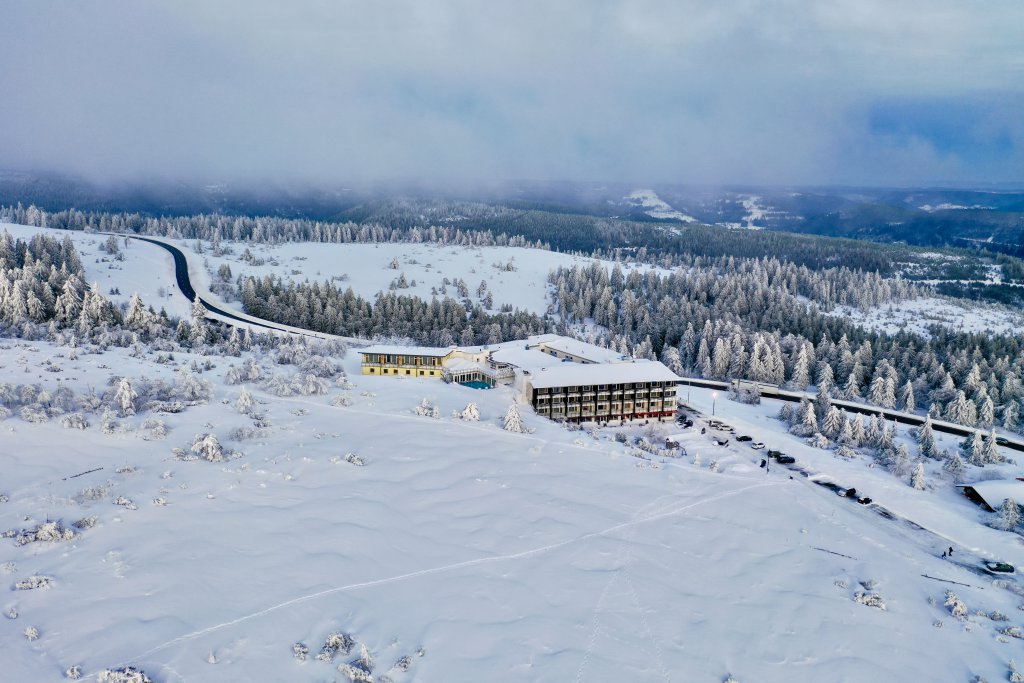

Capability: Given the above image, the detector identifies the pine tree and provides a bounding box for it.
[900,380,915,413]
[962,430,984,466]
[236,387,254,415]
[1003,400,1020,432]
[822,405,844,439]
[460,402,480,421]
[978,393,995,428]
[125,293,148,329]
[918,415,938,459]
[945,390,974,426]
[982,428,1001,464]
[790,344,811,389]
[911,460,926,490]
[890,443,911,477]
[942,450,965,483]
[993,498,1021,531]
[503,404,526,433]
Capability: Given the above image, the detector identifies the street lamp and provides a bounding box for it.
[712,391,718,416]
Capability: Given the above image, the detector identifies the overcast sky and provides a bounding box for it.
[2,1,1022,187]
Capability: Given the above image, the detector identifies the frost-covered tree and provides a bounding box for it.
[503,403,526,433]
[962,430,985,466]
[890,443,911,477]
[236,387,254,415]
[1003,400,1020,432]
[942,450,965,482]
[917,415,938,459]
[189,295,208,346]
[911,460,926,490]
[981,428,1002,464]
[978,393,995,428]
[789,344,811,389]
[115,378,137,417]
[191,433,225,462]
[991,498,1021,531]
[899,380,916,414]
[821,404,844,439]
[124,293,148,329]
[945,390,975,427]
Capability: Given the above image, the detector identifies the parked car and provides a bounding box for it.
[775,455,796,465]
[750,442,765,450]
[982,561,1014,574]
[714,437,729,446]
[736,435,752,442]
[767,449,782,458]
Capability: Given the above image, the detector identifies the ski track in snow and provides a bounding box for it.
[86,480,780,681]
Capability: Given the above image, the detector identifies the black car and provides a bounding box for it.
[736,435,752,442]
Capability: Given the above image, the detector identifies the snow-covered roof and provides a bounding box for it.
[526,360,681,389]
[360,345,454,357]
[489,346,566,372]
[963,480,1024,509]
[527,335,627,364]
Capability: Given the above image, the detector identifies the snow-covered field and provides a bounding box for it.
[3,338,1024,682]
[185,239,667,316]
[832,297,1024,337]
[190,241,600,315]
[623,189,697,223]
[0,223,191,320]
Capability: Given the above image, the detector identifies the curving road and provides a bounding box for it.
[132,235,329,338]
[131,233,1024,452]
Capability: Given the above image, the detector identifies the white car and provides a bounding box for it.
[750,442,766,450]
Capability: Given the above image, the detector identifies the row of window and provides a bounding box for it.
[367,367,438,376]
[535,381,675,394]
[363,354,442,366]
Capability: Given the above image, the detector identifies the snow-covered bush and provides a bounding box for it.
[292,642,309,661]
[944,590,968,618]
[114,377,137,417]
[114,496,137,510]
[19,404,49,423]
[835,445,857,459]
[61,412,89,429]
[97,667,154,683]
[413,398,440,418]
[227,426,268,441]
[140,418,167,439]
[225,358,262,385]
[15,520,76,546]
[263,373,328,397]
[14,575,53,590]
[73,516,98,530]
[298,356,340,378]
[65,665,82,679]
[806,432,830,449]
[190,433,227,462]
[344,452,365,466]
[459,402,480,421]
[332,392,354,407]
[24,625,39,640]
[854,591,887,610]
[316,632,356,662]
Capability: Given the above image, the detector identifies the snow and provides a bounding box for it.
[920,203,993,212]
[831,297,1024,337]
[359,344,452,357]
[3,338,1024,682]
[187,239,610,316]
[526,359,680,389]
[623,189,697,223]
[0,223,191,320]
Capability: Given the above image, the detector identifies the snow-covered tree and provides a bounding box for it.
[115,378,137,417]
[890,443,911,477]
[503,403,526,433]
[124,293,148,329]
[911,460,926,490]
[942,450,965,483]
[981,428,1002,464]
[899,380,916,414]
[821,405,844,439]
[917,415,939,459]
[789,344,811,389]
[991,498,1020,531]
[459,402,480,421]
[191,433,225,462]
[962,430,985,466]
[945,390,975,426]
[236,387,254,415]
